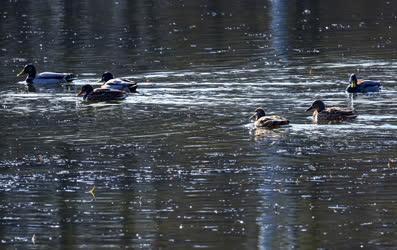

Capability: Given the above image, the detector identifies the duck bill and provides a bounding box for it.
[77,90,85,97]
[249,113,256,120]
[305,106,314,112]
[16,69,26,77]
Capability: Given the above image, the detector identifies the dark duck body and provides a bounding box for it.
[98,72,138,93]
[306,100,357,123]
[346,74,381,93]
[250,108,289,129]
[17,64,76,85]
[78,84,127,102]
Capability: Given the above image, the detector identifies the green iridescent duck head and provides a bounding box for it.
[17,64,37,78]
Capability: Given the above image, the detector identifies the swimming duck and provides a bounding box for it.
[346,74,381,93]
[250,108,289,129]
[305,100,357,123]
[17,64,76,85]
[98,72,138,93]
[77,84,127,102]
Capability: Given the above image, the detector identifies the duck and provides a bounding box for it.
[77,84,127,102]
[305,100,357,123]
[250,108,289,129]
[17,64,76,85]
[98,72,138,93]
[346,74,381,93]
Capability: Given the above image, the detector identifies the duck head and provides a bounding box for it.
[349,74,358,88]
[346,73,358,93]
[77,84,94,98]
[306,100,326,112]
[17,64,37,82]
[250,107,266,120]
[98,72,114,83]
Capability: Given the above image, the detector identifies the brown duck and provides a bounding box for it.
[250,108,289,129]
[77,84,127,102]
[305,100,357,123]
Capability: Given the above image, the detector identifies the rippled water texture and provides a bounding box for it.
[1,0,397,249]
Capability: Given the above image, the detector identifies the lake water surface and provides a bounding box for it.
[1,0,397,249]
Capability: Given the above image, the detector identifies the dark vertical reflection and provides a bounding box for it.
[58,188,77,249]
[119,156,141,247]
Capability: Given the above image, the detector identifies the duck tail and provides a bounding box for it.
[274,120,289,126]
[281,120,290,125]
[128,83,138,93]
[346,114,358,119]
[65,73,77,82]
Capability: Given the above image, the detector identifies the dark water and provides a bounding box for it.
[1,0,397,249]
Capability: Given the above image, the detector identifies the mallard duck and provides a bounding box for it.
[305,100,357,123]
[17,64,76,85]
[250,108,289,129]
[98,72,138,93]
[346,74,381,93]
[77,84,127,102]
